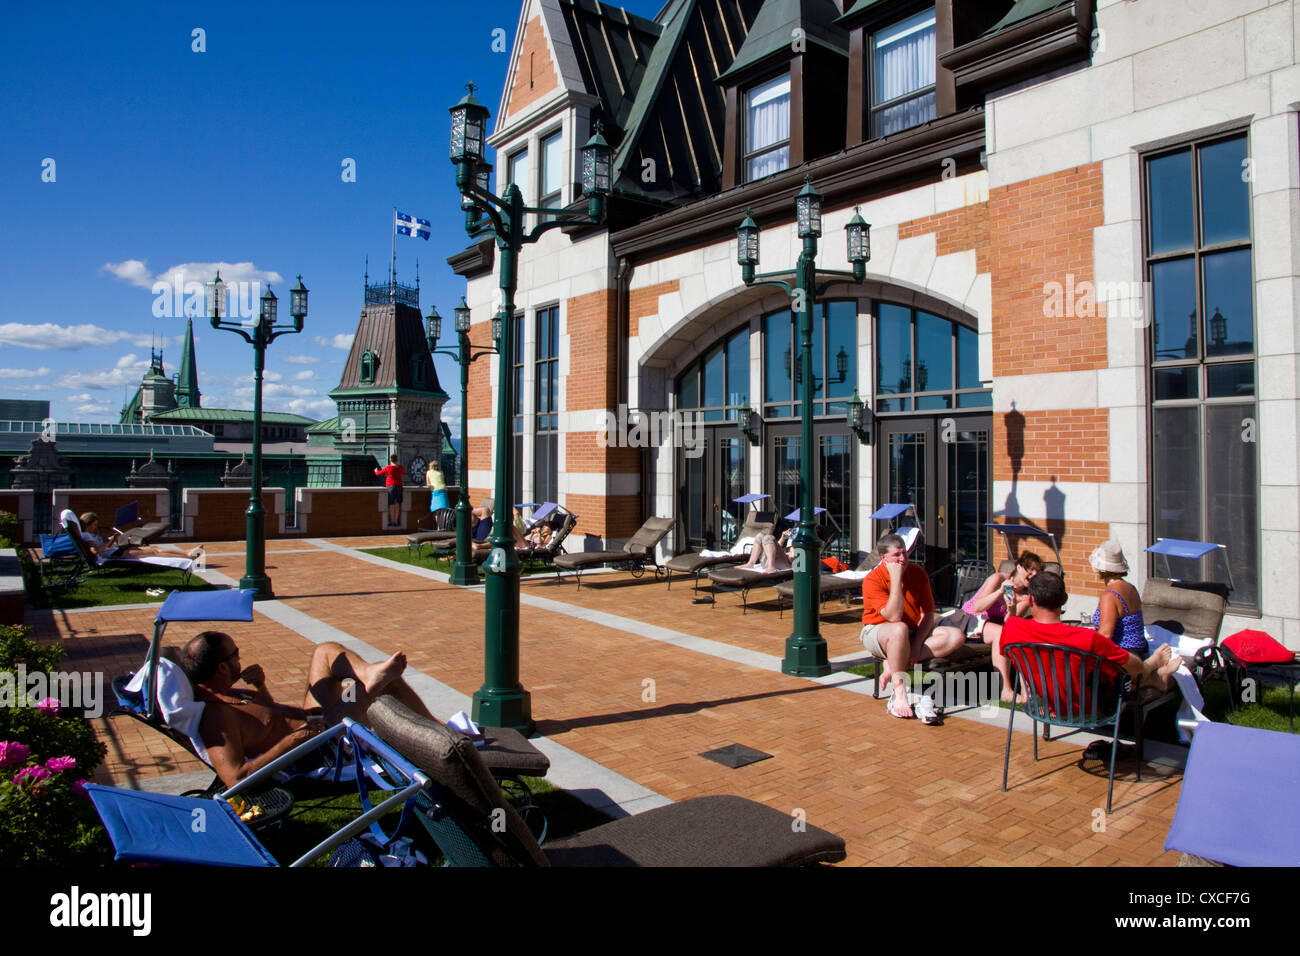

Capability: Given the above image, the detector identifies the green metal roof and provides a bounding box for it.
[306,416,339,434]
[717,0,848,84]
[175,317,201,408]
[148,407,318,426]
[0,420,212,438]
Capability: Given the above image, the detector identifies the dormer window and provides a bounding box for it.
[744,74,791,181]
[869,9,936,138]
[360,349,376,383]
[410,353,425,386]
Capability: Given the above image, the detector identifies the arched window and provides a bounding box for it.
[360,350,376,383]
[676,325,750,419]
[874,304,988,413]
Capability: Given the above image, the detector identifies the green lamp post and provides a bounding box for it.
[426,298,501,587]
[207,271,308,600]
[736,181,870,676]
[448,83,612,732]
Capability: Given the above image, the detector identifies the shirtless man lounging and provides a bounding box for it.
[182,632,435,788]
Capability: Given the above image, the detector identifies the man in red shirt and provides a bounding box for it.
[375,455,406,527]
[861,533,965,718]
[997,571,1179,708]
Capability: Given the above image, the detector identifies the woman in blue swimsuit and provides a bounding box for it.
[1088,540,1147,658]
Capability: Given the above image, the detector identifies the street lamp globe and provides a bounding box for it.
[207,271,227,326]
[795,176,822,239]
[846,206,871,281]
[492,308,505,342]
[581,122,613,196]
[289,275,308,331]
[426,304,442,346]
[449,85,489,165]
[454,297,472,334]
[260,286,277,326]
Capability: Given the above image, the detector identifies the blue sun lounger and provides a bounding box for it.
[87,719,431,867]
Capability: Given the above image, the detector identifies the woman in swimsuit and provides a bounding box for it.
[1088,540,1147,658]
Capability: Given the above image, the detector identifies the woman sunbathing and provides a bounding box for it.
[736,531,793,573]
[78,512,204,560]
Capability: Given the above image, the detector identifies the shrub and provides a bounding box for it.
[0,510,16,548]
[0,624,111,865]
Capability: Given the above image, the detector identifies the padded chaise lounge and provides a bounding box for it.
[366,697,846,867]
[708,524,837,612]
[552,516,674,589]
[663,513,775,596]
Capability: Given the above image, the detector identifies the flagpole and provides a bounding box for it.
[391,206,397,294]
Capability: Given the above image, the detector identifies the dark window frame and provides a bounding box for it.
[538,127,564,215]
[762,301,863,420]
[871,301,987,415]
[742,71,792,184]
[534,304,560,504]
[1143,128,1259,613]
[866,4,938,141]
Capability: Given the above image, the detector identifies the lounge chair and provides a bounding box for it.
[552,516,674,589]
[1001,642,1146,813]
[775,554,874,618]
[517,510,578,566]
[1163,722,1300,866]
[708,523,837,613]
[86,718,440,867]
[114,500,170,546]
[366,697,847,867]
[663,513,775,596]
[406,507,456,556]
[112,589,551,797]
[431,514,492,560]
[48,511,195,591]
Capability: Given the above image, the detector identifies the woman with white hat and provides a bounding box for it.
[1088,540,1146,658]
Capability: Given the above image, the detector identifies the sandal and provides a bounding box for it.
[886,690,914,719]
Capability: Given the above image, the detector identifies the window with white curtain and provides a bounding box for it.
[744,74,790,181]
[870,8,936,139]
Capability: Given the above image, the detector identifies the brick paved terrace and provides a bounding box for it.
[37,535,1189,866]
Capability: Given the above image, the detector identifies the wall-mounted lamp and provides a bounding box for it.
[846,390,870,444]
[737,399,760,445]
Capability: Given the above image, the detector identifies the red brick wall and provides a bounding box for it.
[0,491,34,544]
[55,490,166,529]
[467,333,494,505]
[503,16,559,120]
[993,408,1109,485]
[898,202,991,274]
[567,493,641,543]
[564,289,641,540]
[183,489,282,542]
[296,488,430,536]
[628,280,680,337]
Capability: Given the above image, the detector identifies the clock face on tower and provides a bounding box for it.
[409,456,428,483]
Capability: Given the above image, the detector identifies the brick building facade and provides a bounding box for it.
[452,0,1299,643]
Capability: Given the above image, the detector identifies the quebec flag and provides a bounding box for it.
[395,210,431,240]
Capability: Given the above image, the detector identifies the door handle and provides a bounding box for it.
[713,496,720,511]
[937,505,945,527]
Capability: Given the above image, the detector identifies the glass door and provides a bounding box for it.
[765,422,856,556]
[678,428,748,552]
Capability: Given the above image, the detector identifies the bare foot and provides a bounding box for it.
[1000,687,1028,705]
[888,681,914,718]
[358,652,407,697]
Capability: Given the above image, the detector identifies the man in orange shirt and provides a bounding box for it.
[861,533,965,718]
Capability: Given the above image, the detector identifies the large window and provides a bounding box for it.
[539,130,563,220]
[534,306,559,504]
[507,148,530,204]
[1145,133,1257,609]
[677,325,750,420]
[744,74,790,182]
[869,8,936,139]
[875,303,986,413]
[763,301,858,418]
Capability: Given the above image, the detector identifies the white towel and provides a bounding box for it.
[125,657,210,763]
[1145,625,1210,743]
[832,570,870,581]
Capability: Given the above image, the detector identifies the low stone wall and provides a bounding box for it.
[0,491,35,544]
[295,487,431,536]
[52,488,169,534]
[181,488,285,541]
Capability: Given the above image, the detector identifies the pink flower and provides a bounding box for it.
[13,765,51,786]
[71,779,89,800]
[0,741,30,768]
[34,697,61,715]
[44,756,77,772]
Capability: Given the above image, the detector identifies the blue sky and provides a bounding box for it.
[0,0,664,427]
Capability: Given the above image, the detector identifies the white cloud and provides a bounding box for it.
[292,369,317,381]
[68,393,92,402]
[284,397,335,419]
[0,367,51,378]
[283,354,319,365]
[313,334,354,350]
[55,354,150,389]
[101,259,283,291]
[99,259,154,288]
[233,382,318,400]
[0,323,166,351]
[74,403,113,417]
